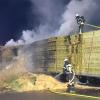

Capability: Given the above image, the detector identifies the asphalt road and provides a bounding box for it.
[0,91,97,100]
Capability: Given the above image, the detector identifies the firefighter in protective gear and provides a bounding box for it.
[63,59,73,81]
[67,64,73,82]
[67,64,75,93]
[75,14,85,33]
[63,63,73,81]
[64,62,75,93]
[63,59,70,74]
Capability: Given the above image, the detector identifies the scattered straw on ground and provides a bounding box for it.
[0,73,100,94]
[34,74,66,91]
[0,73,66,92]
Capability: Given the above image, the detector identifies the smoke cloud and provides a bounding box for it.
[5,0,100,46]
[3,0,100,72]
[57,0,98,35]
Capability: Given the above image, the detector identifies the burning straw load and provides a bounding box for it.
[0,73,66,92]
[0,73,100,97]
[0,44,66,92]
[0,54,27,80]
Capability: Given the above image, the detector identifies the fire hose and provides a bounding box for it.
[63,65,75,85]
[68,69,75,85]
[49,69,100,99]
[49,89,100,99]
[49,67,100,99]
[85,23,100,29]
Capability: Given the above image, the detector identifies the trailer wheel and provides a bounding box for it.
[79,76,87,83]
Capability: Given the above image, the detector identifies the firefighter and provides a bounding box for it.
[75,14,85,33]
[67,64,75,93]
[63,58,70,74]
[63,59,73,82]
[63,59,75,93]
[67,64,73,81]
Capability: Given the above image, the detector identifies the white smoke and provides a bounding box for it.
[57,0,98,35]
[5,0,99,46]
[5,27,54,46]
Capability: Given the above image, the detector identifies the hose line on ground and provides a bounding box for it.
[68,70,75,85]
[49,89,100,100]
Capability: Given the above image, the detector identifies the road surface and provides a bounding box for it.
[0,91,97,100]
